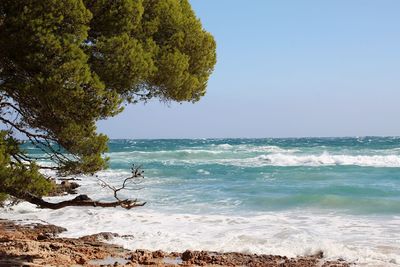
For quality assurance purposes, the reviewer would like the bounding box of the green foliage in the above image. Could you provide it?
[0,131,53,203]
[0,0,216,203]
[0,0,121,177]
[0,193,8,204]
[85,0,217,102]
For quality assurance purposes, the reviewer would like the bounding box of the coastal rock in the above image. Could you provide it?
[48,180,81,196]
[129,249,156,265]
[152,250,166,258]
[177,250,350,267]
[0,219,128,266]
[81,232,120,242]
[181,250,194,261]
[0,219,351,267]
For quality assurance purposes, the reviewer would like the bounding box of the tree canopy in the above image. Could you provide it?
[0,0,216,208]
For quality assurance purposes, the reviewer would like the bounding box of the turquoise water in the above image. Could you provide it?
[99,137,400,215]
[9,137,400,265]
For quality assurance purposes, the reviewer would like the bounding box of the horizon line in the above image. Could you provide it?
[107,135,400,140]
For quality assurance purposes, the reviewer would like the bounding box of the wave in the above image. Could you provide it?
[106,149,225,157]
[254,153,400,167]
[157,153,400,168]
[213,143,233,149]
[106,145,297,158]
[234,145,298,153]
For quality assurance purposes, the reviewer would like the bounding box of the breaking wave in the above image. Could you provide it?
[253,153,400,167]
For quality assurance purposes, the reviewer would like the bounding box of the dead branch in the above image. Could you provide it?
[98,164,145,202]
[23,193,146,210]
[58,177,82,181]
[9,164,146,210]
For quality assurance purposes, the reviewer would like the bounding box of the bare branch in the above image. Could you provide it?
[9,164,148,210]
[23,193,146,210]
[98,164,145,202]
[58,177,82,181]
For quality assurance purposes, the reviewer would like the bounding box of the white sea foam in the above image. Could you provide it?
[106,147,400,168]
[197,169,211,175]
[11,140,400,266]
[105,149,225,158]
[159,153,400,168]
[254,153,400,167]
[236,145,298,154]
[215,144,233,149]
[2,169,399,266]
[209,144,298,154]
[2,203,399,267]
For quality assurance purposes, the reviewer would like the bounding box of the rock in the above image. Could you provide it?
[0,220,129,266]
[0,219,351,267]
[73,194,91,201]
[76,257,86,264]
[152,250,165,258]
[181,250,194,261]
[315,250,324,259]
[48,180,81,196]
[61,181,79,189]
[129,249,155,264]
[36,234,48,241]
[81,232,119,242]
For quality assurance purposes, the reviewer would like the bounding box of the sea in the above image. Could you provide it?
[2,137,400,266]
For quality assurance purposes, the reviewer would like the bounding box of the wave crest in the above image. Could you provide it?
[255,153,400,167]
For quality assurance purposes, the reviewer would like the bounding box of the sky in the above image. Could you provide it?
[98,0,400,139]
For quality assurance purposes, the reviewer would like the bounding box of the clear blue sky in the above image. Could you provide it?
[98,0,400,139]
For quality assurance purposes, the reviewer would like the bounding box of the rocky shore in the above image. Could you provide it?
[0,218,351,267]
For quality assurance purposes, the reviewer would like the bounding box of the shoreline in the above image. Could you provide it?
[0,218,351,267]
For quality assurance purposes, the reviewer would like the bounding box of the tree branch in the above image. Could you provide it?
[0,116,53,141]
[98,164,144,202]
[8,164,146,210]
[23,193,146,210]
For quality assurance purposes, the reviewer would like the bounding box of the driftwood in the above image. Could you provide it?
[58,177,82,181]
[13,164,146,210]
[23,193,145,210]
[97,165,145,202]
